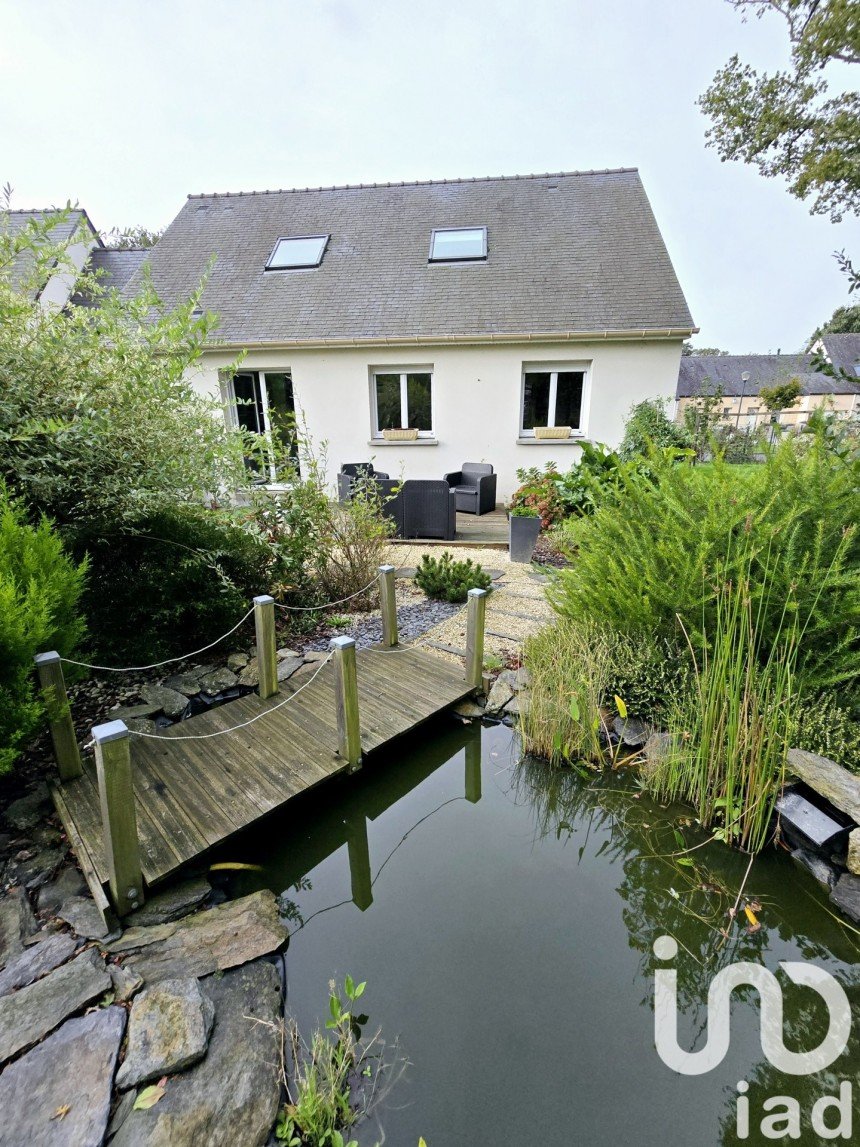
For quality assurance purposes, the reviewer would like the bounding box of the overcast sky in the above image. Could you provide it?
[2,0,857,351]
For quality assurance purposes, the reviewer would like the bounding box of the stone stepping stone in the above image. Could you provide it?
[116,977,214,1090]
[57,894,117,941]
[125,875,211,928]
[0,947,111,1065]
[0,1006,125,1147]
[140,684,189,720]
[0,887,38,968]
[4,785,51,832]
[108,890,287,982]
[0,931,77,997]
[110,962,281,1147]
[830,873,860,925]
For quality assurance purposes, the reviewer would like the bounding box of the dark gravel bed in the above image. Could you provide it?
[304,599,462,651]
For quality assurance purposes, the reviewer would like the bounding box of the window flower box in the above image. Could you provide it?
[533,425,572,440]
[382,427,420,442]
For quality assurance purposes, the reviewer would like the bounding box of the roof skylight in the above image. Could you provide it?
[429,227,487,262]
[266,235,329,270]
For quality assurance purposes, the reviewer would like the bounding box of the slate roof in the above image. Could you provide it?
[2,209,98,299]
[124,170,695,345]
[71,247,150,307]
[820,333,860,376]
[677,353,860,398]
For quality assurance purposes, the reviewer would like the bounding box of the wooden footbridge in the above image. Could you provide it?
[37,568,489,922]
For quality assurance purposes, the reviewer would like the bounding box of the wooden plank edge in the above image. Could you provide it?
[51,782,120,933]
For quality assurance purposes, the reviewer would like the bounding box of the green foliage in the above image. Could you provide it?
[648,553,799,852]
[790,691,860,771]
[681,386,729,460]
[618,398,693,460]
[603,634,693,724]
[759,379,802,412]
[509,464,564,528]
[102,225,163,249]
[550,435,860,698]
[0,485,86,772]
[809,301,860,345]
[277,977,374,1147]
[554,442,626,517]
[414,551,492,602]
[682,343,731,356]
[77,504,272,662]
[699,0,860,221]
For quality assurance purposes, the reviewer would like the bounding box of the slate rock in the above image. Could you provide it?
[126,875,211,927]
[116,977,215,1090]
[612,715,650,747]
[791,847,838,890]
[830,873,860,925]
[454,699,486,719]
[303,651,329,663]
[0,1005,125,1147]
[197,667,239,696]
[58,894,117,941]
[110,961,144,1003]
[161,673,202,697]
[238,657,259,687]
[4,785,50,832]
[0,886,38,968]
[112,961,281,1147]
[485,677,515,714]
[108,1090,138,1141]
[641,732,673,780]
[277,647,301,660]
[8,845,67,891]
[108,890,287,982]
[226,652,249,672]
[276,656,304,682]
[515,666,531,690]
[111,702,163,722]
[848,827,860,877]
[126,717,158,735]
[0,947,111,1065]
[505,694,529,718]
[0,930,77,996]
[786,748,860,822]
[140,684,190,720]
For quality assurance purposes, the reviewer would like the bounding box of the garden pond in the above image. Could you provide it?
[220,720,860,1146]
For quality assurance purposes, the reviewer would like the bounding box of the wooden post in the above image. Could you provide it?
[346,811,373,911]
[92,720,144,917]
[330,636,362,771]
[465,588,488,690]
[465,733,482,804]
[34,652,82,781]
[379,564,398,648]
[254,594,278,700]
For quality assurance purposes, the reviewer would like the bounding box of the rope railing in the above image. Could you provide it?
[273,577,379,612]
[126,653,334,741]
[58,606,257,673]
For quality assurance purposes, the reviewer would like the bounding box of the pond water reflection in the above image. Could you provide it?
[219,721,860,1146]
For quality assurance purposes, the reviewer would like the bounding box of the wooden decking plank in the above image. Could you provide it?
[127,747,212,861]
[132,739,243,848]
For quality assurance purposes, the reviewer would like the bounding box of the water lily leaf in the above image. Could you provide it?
[133,1085,165,1111]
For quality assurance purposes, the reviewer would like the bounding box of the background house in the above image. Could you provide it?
[4,208,100,309]
[124,169,695,499]
[676,338,860,430]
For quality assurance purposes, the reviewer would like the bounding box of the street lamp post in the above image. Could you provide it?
[735,371,751,433]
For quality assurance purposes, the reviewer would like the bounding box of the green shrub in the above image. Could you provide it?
[603,633,692,723]
[414,551,492,603]
[0,485,86,772]
[77,504,272,662]
[555,442,626,517]
[790,692,860,773]
[619,397,693,459]
[551,435,860,697]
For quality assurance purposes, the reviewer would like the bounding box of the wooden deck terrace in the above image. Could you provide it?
[44,576,489,921]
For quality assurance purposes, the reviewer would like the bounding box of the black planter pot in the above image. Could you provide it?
[508,514,541,563]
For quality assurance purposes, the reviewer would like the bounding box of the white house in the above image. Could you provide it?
[4,208,101,310]
[123,169,695,499]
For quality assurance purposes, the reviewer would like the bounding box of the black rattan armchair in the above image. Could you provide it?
[443,463,497,515]
[400,480,456,540]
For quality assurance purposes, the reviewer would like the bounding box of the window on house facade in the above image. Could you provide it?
[230,371,296,482]
[371,369,433,437]
[520,366,587,436]
[429,227,487,262]
[265,235,329,270]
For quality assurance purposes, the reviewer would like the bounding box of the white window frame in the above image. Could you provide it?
[225,369,294,485]
[370,366,435,439]
[428,226,487,262]
[265,234,329,271]
[520,362,590,438]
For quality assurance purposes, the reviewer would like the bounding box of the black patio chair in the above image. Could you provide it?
[443,463,497,515]
[400,480,456,540]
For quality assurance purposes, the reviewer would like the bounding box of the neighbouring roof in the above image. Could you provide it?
[124,169,695,345]
[70,247,150,307]
[820,332,860,376]
[2,208,99,299]
[677,353,860,398]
